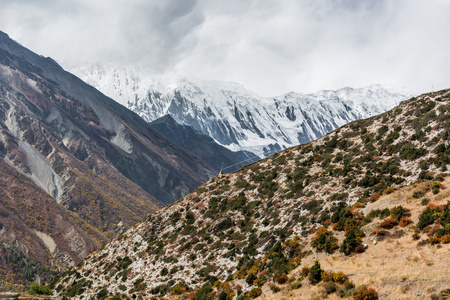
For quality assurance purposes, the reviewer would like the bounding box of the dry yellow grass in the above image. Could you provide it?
[258,178,450,299]
[132,179,450,300]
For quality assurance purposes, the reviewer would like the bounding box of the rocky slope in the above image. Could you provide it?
[149,115,259,174]
[68,62,411,157]
[0,31,217,285]
[54,89,450,299]
[0,31,215,207]
[0,159,103,287]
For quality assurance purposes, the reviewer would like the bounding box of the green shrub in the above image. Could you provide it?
[418,206,438,229]
[308,261,322,285]
[116,256,132,270]
[385,129,400,144]
[390,206,409,222]
[413,190,426,199]
[400,143,427,160]
[269,283,281,293]
[218,290,232,300]
[185,211,196,225]
[432,181,441,194]
[337,286,351,298]
[246,273,257,285]
[64,278,93,298]
[150,283,172,296]
[118,285,126,291]
[28,283,53,295]
[376,125,388,140]
[304,199,322,214]
[310,227,339,254]
[322,281,337,294]
[290,281,302,290]
[439,289,450,299]
[96,288,108,300]
[173,285,183,295]
[276,273,288,284]
[379,208,391,219]
[329,192,349,201]
[248,287,262,298]
[195,284,213,300]
[160,267,168,276]
[171,211,182,224]
[340,229,363,255]
[419,171,433,180]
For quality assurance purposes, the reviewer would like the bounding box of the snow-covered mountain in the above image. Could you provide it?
[66,62,412,157]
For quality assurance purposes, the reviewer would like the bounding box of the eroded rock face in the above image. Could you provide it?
[0,159,100,284]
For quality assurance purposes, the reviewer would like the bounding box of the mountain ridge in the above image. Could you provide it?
[67,61,412,157]
[0,30,215,206]
[54,89,450,299]
[0,30,227,286]
[149,114,259,174]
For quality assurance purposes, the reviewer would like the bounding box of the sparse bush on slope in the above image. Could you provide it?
[54,90,450,299]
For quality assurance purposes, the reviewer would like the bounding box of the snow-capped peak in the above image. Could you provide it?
[66,61,413,157]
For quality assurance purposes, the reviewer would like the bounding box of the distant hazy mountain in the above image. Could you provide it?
[67,62,411,157]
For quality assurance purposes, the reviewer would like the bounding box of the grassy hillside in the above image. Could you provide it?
[53,89,450,299]
[258,178,450,299]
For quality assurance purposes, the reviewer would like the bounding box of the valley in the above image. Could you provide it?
[0,2,447,299]
[0,28,412,290]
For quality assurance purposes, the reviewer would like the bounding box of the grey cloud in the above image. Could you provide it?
[0,0,449,96]
[0,0,205,70]
[123,0,205,69]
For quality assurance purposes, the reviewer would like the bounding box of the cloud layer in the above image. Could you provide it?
[0,0,449,96]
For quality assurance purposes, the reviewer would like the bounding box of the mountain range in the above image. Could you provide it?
[0,29,432,296]
[0,31,220,285]
[53,89,450,299]
[67,62,411,158]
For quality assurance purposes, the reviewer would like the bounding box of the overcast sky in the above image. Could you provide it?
[0,0,449,96]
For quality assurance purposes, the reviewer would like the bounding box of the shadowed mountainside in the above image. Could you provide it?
[150,114,259,174]
[0,31,217,285]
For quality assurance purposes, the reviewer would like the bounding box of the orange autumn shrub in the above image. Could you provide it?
[380,217,398,229]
